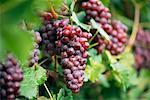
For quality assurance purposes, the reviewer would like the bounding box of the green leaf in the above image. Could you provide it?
[102,51,116,68]
[20,67,38,99]
[64,88,73,100]
[99,75,110,88]
[90,19,110,40]
[88,48,97,57]
[70,0,75,13]
[20,65,47,99]
[0,0,34,25]
[65,0,73,7]
[0,33,6,60]
[71,12,91,32]
[85,54,106,82]
[118,51,134,69]
[141,3,150,25]
[1,25,34,63]
[140,69,150,79]
[111,63,130,91]
[57,88,65,100]
[0,0,50,62]
[35,65,47,85]
[48,0,64,11]
[101,0,110,7]
[77,11,86,22]
[34,0,49,11]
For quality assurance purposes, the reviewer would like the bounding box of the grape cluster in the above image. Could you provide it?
[82,0,112,33]
[82,0,128,55]
[39,19,56,56]
[81,0,111,53]
[39,17,69,56]
[56,25,92,93]
[134,29,150,69]
[106,20,128,55]
[29,31,42,66]
[0,55,23,100]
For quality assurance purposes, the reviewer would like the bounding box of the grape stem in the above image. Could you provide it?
[39,58,48,66]
[88,42,99,49]
[50,6,58,19]
[44,83,54,100]
[63,3,69,11]
[126,2,141,52]
[89,29,99,43]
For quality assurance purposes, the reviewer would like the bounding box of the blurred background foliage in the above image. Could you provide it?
[0,0,150,100]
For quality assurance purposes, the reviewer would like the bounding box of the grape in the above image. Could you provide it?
[0,54,23,100]
[82,0,128,55]
[134,29,150,69]
[56,25,92,93]
[106,20,128,55]
[82,0,112,53]
[29,31,42,66]
[39,19,57,56]
[39,17,69,56]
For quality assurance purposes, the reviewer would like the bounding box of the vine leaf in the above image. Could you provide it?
[35,64,47,85]
[52,88,73,100]
[71,12,91,32]
[20,67,38,99]
[111,63,130,91]
[77,11,86,22]
[85,54,106,82]
[20,65,47,99]
[70,0,75,13]
[102,51,133,91]
[101,0,110,7]
[57,88,65,100]
[90,19,110,41]
[88,48,97,57]
[65,0,73,7]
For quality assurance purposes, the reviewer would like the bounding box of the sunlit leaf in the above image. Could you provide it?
[35,65,47,85]
[90,19,110,40]
[101,0,110,7]
[70,0,75,13]
[57,88,65,100]
[77,11,86,22]
[71,12,91,32]
[20,67,38,99]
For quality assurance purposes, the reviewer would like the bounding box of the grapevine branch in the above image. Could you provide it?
[50,6,58,19]
[126,2,141,52]
[39,58,48,66]
[44,83,54,100]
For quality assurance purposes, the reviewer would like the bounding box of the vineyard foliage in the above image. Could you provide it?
[0,0,150,100]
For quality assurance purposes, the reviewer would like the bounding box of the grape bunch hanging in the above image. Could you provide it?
[134,29,150,69]
[57,25,92,93]
[82,0,128,55]
[0,55,23,100]
[38,13,92,92]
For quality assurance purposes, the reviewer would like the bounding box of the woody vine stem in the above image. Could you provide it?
[126,2,141,52]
